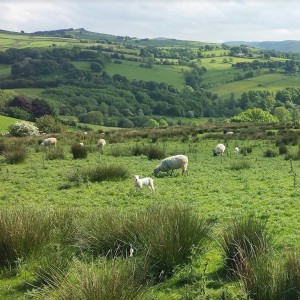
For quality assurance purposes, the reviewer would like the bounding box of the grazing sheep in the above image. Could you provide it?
[153,154,188,176]
[234,146,240,154]
[40,137,57,147]
[213,143,226,156]
[79,142,84,146]
[225,131,234,135]
[97,138,106,150]
[133,175,155,192]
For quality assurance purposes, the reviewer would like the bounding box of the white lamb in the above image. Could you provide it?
[97,138,106,150]
[133,175,155,192]
[213,143,226,156]
[40,137,57,147]
[153,154,188,176]
[234,146,240,154]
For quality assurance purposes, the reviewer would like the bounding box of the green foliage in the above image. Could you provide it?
[131,144,166,160]
[232,108,278,123]
[36,115,64,133]
[228,159,251,170]
[8,120,39,137]
[264,148,279,157]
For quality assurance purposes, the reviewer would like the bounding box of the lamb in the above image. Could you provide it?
[97,138,106,150]
[234,146,240,154]
[213,143,226,156]
[40,137,57,147]
[153,154,188,176]
[133,175,155,192]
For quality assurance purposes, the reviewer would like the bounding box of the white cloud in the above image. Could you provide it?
[0,0,300,42]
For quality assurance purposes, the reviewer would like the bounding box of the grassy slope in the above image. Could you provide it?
[0,115,21,132]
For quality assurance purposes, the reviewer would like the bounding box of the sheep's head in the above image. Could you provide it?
[153,167,159,176]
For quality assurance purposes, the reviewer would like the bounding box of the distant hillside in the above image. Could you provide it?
[225,40,300,52]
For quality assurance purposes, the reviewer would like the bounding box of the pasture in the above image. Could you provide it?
[0,124,299,299]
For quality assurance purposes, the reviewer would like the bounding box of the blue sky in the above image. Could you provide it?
[1,0,300,43]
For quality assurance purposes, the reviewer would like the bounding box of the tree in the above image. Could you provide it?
[32,98,55,118]
[232,108,278,123]
[273,107,290,123]
[36,115,64,133]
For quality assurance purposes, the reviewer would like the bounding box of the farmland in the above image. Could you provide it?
[0,123,299,299]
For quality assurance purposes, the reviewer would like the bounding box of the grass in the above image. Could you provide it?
[0,125,299,298]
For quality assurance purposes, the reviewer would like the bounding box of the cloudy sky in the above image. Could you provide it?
[1,0,300,43]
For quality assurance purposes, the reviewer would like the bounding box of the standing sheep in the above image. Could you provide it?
[153,154,188,176]
[40,137,57,147]
[213,143,226,156]
[133,175,155,192]
[97,138,106,150]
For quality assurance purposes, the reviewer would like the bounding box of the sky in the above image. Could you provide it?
[1,0,300,43]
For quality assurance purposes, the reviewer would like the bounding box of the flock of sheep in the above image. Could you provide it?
[40,135,239,193]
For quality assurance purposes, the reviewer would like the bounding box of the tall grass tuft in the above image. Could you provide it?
[131,144,166,160]
[137,203,210,278]
[67,164,129,183]
[0,207,54,268]
[220,216,270,275]
[2,143,27,164]
[73,209,137,257]
[42,259,149,300]
[229,160,251,170]
[284,251,300,299]
[71,143,88,159]
[45,147,65,160]
[236,252,286,300]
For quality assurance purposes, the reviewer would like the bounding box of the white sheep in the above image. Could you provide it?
[213,143,226,156]
[133,175,155,192]
[234,146,240,154]
[97,138,106,150]
[153,154,188,176]
[225,131,234,135]
[79,142,84,146]
[40,137,57,147]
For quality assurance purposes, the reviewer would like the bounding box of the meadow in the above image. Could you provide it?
[0,123,299,299]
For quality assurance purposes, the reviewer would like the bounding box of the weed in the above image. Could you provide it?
[71,143,88,159]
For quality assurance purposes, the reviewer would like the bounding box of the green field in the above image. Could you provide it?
[0,124,299,298]
[0,115,22,132]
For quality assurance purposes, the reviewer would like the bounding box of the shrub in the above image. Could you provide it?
[131,144,166,160]
[220,216,270,275]
[284,251,300,299]
[8,121,40,137]
[71,143,88,159]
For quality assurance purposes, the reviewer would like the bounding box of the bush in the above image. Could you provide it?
[240,146,253,156]
[71,143,88,159]
[131,144,166,160]
[278,143,288,155]
[8,121,39,137]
